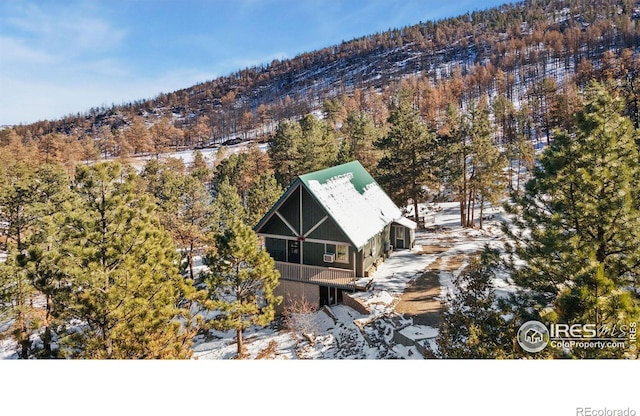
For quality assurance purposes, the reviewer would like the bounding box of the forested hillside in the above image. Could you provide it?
[5,0,640,152]
[1,0,639,359]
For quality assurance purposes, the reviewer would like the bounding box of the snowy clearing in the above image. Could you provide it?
[0,202,516,360]
[192,201,516,360]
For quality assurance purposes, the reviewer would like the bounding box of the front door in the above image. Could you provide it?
[288,240,300,263]
[395,226,405,249]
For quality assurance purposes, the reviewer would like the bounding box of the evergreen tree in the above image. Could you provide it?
[0,162,40,250]
[297,114,337,174]
[21,163,74,357]
[505,83,640,358]
[268,119,301,187]
[437,103,469,226]
[164,175,213,281]
[0,255,40,359]
[336,110,381,173]
[376,86,437,222]
[245,173,283,227]
[47,163,200,358]
[0,163,71,358]
[211,178,246,233]
[507,108,535,192]
[467,100,508,229]
[189,150,212,185]
[203,220,281,357]
[142,158,213,280]
[434,247,518,358]
[126,117,153,155]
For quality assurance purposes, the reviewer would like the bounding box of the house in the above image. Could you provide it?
[254,160,416,309]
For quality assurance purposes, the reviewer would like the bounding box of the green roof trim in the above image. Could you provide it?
[255,160,414,251]
[298,160,376,194]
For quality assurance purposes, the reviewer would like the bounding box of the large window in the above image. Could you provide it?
[336,244,348,263]
[326,243,349,263]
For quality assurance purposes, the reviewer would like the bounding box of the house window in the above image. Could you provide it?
[325,243,349,263]
[336,244,348,263]
[395,226,404,239]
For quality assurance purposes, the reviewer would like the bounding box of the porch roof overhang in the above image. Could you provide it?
[393,215,417,230]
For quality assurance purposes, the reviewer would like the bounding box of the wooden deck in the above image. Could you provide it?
[274,261,357,289]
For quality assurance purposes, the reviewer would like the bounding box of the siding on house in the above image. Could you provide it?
[302,241,354,271]
[261,215,295,237]
[254,161,417,308]
[277,185,300,233]
[265,237,286,262]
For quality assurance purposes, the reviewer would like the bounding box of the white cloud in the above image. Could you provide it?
[0,2,132,124]
[0,69,217,125]
[0,36,55,65]
[5,3,126,56]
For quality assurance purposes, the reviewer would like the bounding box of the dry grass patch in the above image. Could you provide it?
[255,340,278,359]
[416,244,451,255]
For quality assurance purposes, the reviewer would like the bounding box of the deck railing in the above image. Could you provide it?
[274,261,356,289]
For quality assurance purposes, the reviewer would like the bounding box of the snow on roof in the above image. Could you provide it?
[303,161,405,249]
[393,215,417,230]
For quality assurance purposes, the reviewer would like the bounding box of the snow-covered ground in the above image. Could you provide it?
[0,202,516,360]
[111,140,268,172]
[191,201,516,360]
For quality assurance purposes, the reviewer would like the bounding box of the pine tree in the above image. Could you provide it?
[508,108,535,192]
[0,162,40,250]
[337,110,381,173]
[126,117,153,155]
[0,163,70,358]
[268,119,301,187]
[165,175,213,281]
[437,103,469,226]
[211,178,246,233]
[245,173,283,227]
[20,163,74,357]
[0,256,40,359]
[505,83,640,358]
[467,100,508,229]
[189,150,212,185]
[46,163,200,358]
[434,247,518,358]
[376,85,437,222]
[203,220,281,357]
[297,114,337,174]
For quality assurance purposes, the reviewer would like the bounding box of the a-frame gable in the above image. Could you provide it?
[255,161,415,250]
[254,178,355,247]
[254,179,302,235]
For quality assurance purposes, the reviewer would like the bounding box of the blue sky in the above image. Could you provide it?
[0,0,510,126]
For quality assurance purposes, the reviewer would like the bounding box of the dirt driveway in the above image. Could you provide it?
[394,244,468,327]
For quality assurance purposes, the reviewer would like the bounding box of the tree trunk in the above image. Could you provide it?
[19,328,30,359]
[236,327,244,357]
[461,151,467,227]
[516,157,522,191]
[188,242,195,281]
[42,294,53,358]
[466,188,474,228]
[470,191,476,227]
